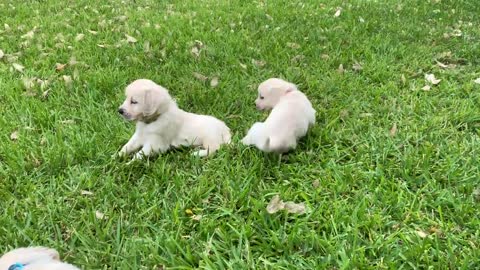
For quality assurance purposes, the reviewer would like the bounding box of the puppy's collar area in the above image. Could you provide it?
[140,113,161,124]
[8,263,26,270]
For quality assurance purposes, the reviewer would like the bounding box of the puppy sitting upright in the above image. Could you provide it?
[117,79,231,159]
[242,78,316,153]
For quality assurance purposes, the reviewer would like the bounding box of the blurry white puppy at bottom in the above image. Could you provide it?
[117,79,231,159]
[0,247,79,270]
[242,78,316,153]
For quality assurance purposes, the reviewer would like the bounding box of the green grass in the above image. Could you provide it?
[1,0,480,269]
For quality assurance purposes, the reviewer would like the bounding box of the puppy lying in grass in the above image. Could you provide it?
[242,78,316,153]
[0,247,79,270]
[117,79,231,159]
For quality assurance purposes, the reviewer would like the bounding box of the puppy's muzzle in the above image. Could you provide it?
[118,108,126,115]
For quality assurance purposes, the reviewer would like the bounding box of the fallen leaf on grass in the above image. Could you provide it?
[312,180,320,188]
[75,33,85,41]
[21,30,35,39]
[10,131,19,141]
[337,64,344,74]
[425,74,441,85]
[421,85,431,91]
[266,195,307,214]
[95,210,105,220]
[190,40,204,58]
[191,214,203,221]
[12,63,24,72]
[0,49,4,59]
[321,54,330,60]
[252,59,266,67]
[81,190,93,196]
[60,119,75,125]
[239,63,247,69]
[474,78,480,84]
[210,77,219,88]
[352,62,363,71]
[88,30,98,35]
[22,77,36,90]
[416,230,428,238]
[193,72,208,81]
[62,75,72,86]
[125,34,137,43]
[286,42,300,49]
[42,89,50,99]
[435,60,448,69]
[389,123,398,137]
[55,63,67,71]
[334,8,342,17]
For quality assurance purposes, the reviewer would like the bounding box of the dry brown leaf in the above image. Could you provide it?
[286,42,300,49]
[252,59,266,67]
[360,113,373,117]
[143,41,151,53]
[81,190,93,196]
[334,8,342,17]
[75,33,85,41]
[416,230,428,238]
[191,214,203,221]
[193,72,208,81]
[42,89,50,99]
[210,77,219,88]
[422,85,431,91]
[337,64,344,74]
[435,60,448,68]
[389,123,397,137]
[125,34,137,43]
[55,63,67,71]
[312,180,320,188]
[191,46,200,58]
[22,77,36,90]
[95,211,105,220]
[10,131,19,141]
[352,62,363,71]
[62,75,72,86]
[60,119,75,125]
[451,29,462,37]
[473,78,480,84]
[266,195,307,214]
[12,63,24,72]
[425,74,441,85]
[21,30,35,39]
[266,195,285,214]
[284,201,307,214]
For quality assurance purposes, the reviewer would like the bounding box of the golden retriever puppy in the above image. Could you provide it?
[242,78,315,153]
[117,79,231,159]
[0,247,79,270]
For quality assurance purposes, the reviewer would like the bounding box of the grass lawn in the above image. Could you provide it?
[1,0,480,268]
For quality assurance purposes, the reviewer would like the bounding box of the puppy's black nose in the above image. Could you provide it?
[118,108,125,115]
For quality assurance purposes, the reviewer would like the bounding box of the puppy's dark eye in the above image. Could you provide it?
[259,96,264,100]
[131,100,138,104]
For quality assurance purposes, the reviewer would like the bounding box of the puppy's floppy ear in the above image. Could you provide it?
[143,89,159,117]
[284,83,297,94]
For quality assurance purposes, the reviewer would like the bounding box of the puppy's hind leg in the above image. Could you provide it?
[241,122,265,145]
